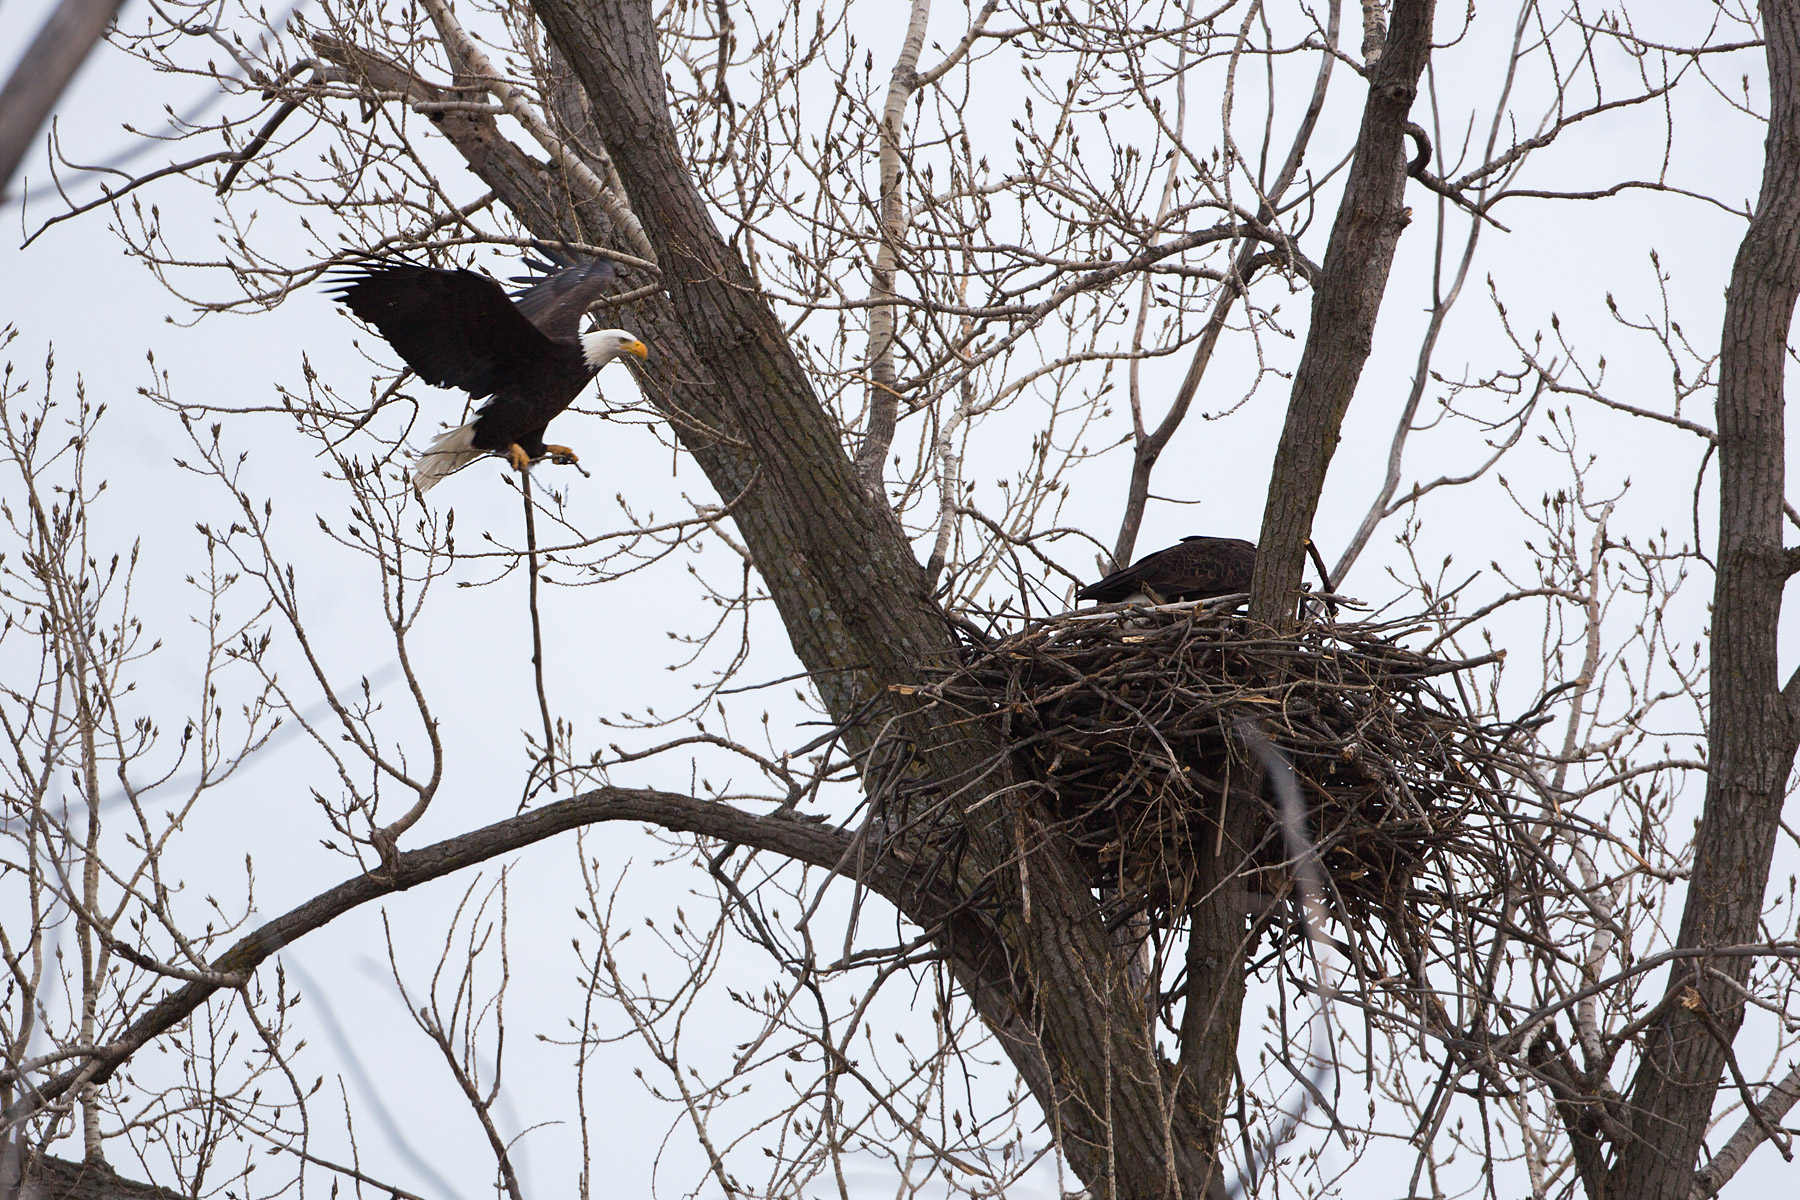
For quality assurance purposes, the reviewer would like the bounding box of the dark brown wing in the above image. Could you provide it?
[328,260,560,400]
[1077,536,1257,603]
[509,256,619,341]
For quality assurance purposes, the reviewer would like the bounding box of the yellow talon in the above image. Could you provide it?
[506,444,531,472]
[544,444,580,465]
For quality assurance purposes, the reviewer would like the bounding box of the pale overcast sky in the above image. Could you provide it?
[2,1,1791,1196]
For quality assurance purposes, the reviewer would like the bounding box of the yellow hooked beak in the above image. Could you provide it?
[624,338,649,360]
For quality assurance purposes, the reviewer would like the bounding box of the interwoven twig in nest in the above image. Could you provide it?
[906,603,1519,948]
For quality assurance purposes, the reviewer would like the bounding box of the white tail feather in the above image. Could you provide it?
[414,422,483,494]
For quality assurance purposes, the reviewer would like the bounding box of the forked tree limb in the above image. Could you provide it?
[1110,0,1341,567]
[1689,1059,1800,1198]
[1,788,964,1200]
[509,2,1256,1191]
[0,788,867,1128]
[415,0,656,265]
[1248,0,1437,628]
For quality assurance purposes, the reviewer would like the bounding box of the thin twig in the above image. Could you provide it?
[520,467,557,795]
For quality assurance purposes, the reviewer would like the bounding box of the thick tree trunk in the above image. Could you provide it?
[1248,0,1435,627]
[1607,3,1800,1197]
[515,3,1248,1193]
[3,1147,186,1200]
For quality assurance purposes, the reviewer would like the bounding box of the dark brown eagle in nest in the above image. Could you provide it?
[1077,536,1259,604]
[1077,536,1335,607]
[328,253,647,492]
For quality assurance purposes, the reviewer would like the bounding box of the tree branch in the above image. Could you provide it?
[1611,3,1800,1195]
[1,786,861,1131]
[1689,1058,1800,1197]
[855,0,934,494]
[0,0,127,198]
[415,0,656,265]
[1113,0,1341,565]
[1249,0,1437,626]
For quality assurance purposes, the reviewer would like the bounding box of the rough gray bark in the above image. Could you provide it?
[325,4,1260,1193]
[513,6,1250,1193]
[1248,0,1436,627]
[13,3,1797,1197]
[1687,1061,1800,1198]
[4,1145,188,1200]
[1603,2,1800,1196]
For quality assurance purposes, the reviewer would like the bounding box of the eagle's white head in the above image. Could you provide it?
[581,328,650,369]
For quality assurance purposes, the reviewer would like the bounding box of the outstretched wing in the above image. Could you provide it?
[327,260,557,400]
[508,255,619,341]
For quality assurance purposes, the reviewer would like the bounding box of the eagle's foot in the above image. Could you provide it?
[543,444,580,466]
[505,444,532,472]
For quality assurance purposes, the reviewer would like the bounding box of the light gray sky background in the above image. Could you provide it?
[2,0,1793,1196]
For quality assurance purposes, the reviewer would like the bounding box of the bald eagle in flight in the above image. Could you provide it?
[1077,536,1258,605]
[328,254,648,492]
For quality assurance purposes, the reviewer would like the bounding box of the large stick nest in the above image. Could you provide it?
[913,602,1525,944]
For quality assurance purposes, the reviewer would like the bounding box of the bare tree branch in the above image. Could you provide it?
[0,0,127,198]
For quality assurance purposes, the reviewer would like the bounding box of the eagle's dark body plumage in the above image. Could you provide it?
[327,255,645,490]
[1077,536,1258,604]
